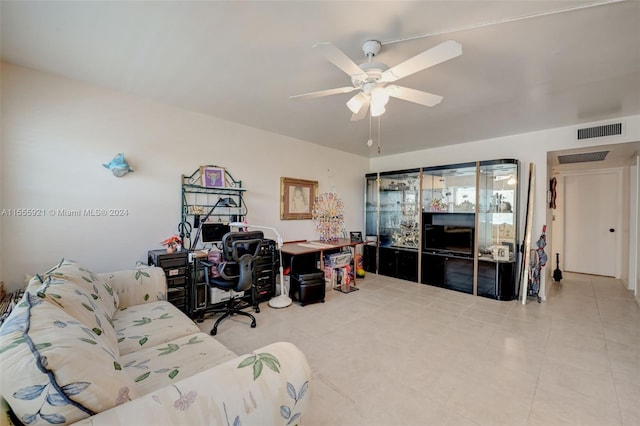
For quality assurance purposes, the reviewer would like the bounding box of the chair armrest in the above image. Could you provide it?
[71,341,312,425]
[217,262,239,280]
[97,266,167,309]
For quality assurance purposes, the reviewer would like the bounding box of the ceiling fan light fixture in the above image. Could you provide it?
[371,86,389,105]
[370,103,386,117]
[370,86,389,117]
[346,92,366,114]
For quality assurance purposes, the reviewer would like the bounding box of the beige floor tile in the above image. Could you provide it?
[538,357,618,403]
[529,380,622,426]
[545,329,612,374]
[615,379,640,426]
[196,272,638,426]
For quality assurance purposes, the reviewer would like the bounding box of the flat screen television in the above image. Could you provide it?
[423,213,474,257]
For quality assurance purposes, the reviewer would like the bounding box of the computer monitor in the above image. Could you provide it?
[200,222,230,244]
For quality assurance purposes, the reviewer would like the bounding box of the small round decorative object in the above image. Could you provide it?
[356,269,366,278]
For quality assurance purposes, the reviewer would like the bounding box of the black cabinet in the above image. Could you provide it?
[478,260,517,300]
[422,253,473,294]
[148,249,189,313]
[255,239,277,303]
[363,244,377,274]
[379,247,418,282]
[190,256,211,317]
[421,253,445,286]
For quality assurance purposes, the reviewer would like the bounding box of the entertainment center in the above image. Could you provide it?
[365,159,520,300]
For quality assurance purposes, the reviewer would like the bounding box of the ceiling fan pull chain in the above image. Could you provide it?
[377,116,382,155]
[367,112,374,147]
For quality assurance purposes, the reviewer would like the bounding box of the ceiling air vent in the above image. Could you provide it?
[577,122,623,140]
[558,151,609,164]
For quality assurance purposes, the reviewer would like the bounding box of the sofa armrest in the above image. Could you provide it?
[71,341,312,426]
[97,266,167,309]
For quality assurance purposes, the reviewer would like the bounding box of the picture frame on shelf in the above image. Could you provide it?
[504,242,515,260]
[350,231,363,243]
[280,177,317,220]
[201,166,226,188]
[493,245,510,261]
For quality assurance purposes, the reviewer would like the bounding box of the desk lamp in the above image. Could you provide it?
[190,197,237,251]
[229,221,291,308]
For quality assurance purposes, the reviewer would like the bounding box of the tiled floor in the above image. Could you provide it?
[197,273,640,426]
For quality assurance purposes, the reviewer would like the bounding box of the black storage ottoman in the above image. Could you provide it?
[288,254,325,306]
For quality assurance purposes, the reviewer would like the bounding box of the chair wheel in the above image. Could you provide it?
[210,328,217,336]
[250,321,256,328]
[255,307,260,313]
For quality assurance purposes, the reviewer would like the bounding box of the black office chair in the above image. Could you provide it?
[207,231,263,336]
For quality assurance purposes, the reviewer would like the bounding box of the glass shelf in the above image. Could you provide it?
[477,160,519,262]
[421,163,477,213]
[367,169,420,249]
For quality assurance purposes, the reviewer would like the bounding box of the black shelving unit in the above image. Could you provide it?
[365,159,520,300]
[254,239,278,303]
[148,249,189,313]
[181,166,247,252]
[364,169,420,283]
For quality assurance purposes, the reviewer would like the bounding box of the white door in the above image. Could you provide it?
[564,170,621,277]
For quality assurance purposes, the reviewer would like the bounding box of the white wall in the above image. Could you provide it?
[371,118,640,235]
[0,63,369,291]
[3,61,639,294]
[370,115,640,298]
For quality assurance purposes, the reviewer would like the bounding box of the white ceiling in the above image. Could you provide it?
[1,1,639,158]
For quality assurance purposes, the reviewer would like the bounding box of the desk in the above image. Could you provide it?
[281,238,363,256]
[281,238,364,288]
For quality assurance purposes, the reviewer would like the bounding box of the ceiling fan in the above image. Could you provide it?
[290,39,462,121]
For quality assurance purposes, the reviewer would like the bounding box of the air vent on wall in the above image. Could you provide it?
[577,122,623,140]
[557,151,609,164]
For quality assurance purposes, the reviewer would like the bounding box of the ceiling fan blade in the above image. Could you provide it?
[386,85,443,107]
[350,96,370,121]
[381,40,462,83]
[290,86,357,100]
[313,42,367,79]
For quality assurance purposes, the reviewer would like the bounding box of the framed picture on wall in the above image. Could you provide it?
[280,177,318,220]
[200,166,226,188]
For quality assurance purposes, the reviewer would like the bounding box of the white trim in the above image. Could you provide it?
[630,157,639,295]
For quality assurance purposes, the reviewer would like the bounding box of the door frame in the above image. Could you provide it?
[560,167,623,279]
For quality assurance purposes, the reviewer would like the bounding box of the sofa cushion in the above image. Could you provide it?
[30,273,120,356]
[0,292,139,426]
[32,259,119,316]
[98,266,167,309]
[120,332,237,396]
[113,301,200,356]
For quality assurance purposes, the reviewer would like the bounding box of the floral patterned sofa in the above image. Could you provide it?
[0,259,312,425]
